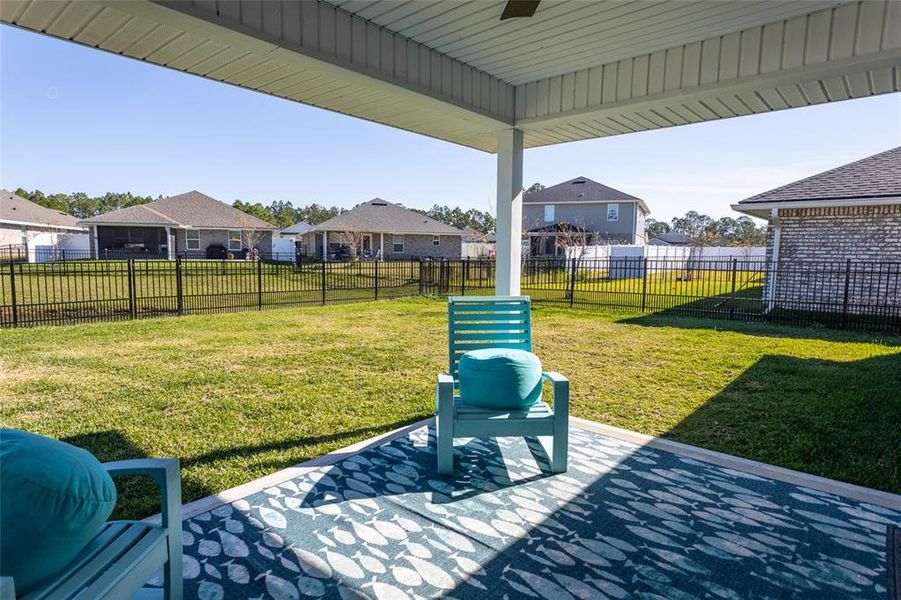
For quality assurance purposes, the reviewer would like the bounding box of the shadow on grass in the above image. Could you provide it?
[617,309,901,344]
[63,416,425,520]
[660,352,901,494]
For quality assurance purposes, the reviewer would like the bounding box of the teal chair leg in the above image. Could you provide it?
[544,372,570,473]
[436,374,455,475]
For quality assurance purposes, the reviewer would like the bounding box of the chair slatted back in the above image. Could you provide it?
[447,296,532,381]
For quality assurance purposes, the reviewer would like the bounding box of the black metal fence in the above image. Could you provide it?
[1,256,899,332]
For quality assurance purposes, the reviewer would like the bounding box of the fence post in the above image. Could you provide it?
[841,258,852,328]
[321,260,327,306]
[8,262,18,327]
[175,258,184,316]
[418,260,424,296]
[461,260,466,296]
[641,257,648,313]
[374,259,379,300]
[257,258,263,311]
[127,259,137,319]
[569,256,578,307]
[729,257,737,320]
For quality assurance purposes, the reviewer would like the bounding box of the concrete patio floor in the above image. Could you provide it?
[157,419,901,599]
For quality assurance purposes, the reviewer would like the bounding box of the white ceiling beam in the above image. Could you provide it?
[149,1,515,127]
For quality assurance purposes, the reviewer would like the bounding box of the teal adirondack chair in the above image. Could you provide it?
[1,458,183,600]
[436,296,569,475]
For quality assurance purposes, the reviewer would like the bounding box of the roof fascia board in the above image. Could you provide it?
[80,221,181,228]
[308,228,463,236]
[732,195,901,216]
[0,219,86,231]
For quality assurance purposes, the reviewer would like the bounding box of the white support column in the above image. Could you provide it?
[495,128,524,296]
[379,232,384,260]
[322,230,328,260]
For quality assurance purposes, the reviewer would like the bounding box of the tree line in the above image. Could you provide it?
[12,189,496,233]
[646,211,766,246]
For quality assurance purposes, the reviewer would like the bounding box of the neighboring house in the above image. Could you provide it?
[648,232,693,246]
[79,191,278,259]
[732,145,901,312]
[1,190,88,260]
[462,228,496,259]
[281,220,312,238]
[303,199,464,260]
[280,220,313,256]
[522,177,650,256]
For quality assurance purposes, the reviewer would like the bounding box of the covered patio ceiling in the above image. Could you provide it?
[3,0,899,151]
[3,0,900,292]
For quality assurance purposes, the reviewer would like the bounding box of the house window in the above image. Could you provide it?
[392,235,404,253]
[433,235,440,246]
[20,226,27,245]
[607,203,619,221]
[228,230,242,251]
[544,204,555,222]
[186,230,200,251]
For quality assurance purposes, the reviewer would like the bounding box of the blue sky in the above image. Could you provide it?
[2,24,899,222]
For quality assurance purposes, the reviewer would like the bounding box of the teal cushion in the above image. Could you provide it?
[0,429,117,594]
[458,348,543,409]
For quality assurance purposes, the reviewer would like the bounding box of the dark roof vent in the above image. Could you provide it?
[371,201,388,206]
[572,180,586,184]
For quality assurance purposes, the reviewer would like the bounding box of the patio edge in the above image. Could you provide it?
[572,417,901,511]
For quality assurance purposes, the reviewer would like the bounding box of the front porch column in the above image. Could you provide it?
[322,230,328,260]
[495,128,524,296]
[165,226,173,260]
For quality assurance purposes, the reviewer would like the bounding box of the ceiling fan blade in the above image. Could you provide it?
[500,0,540,20]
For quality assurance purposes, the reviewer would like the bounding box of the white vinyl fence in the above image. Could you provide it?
[564,244,766,278]
[28,232,90,263]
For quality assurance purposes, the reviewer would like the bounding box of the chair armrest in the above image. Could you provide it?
[436,373,455,412]
[1,576,15,600]
[104,457,179,481]
[542,371,570,419]
[104,458,182,530]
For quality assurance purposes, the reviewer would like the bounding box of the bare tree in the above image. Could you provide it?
[238,214,265,259]
[337,226,366,261]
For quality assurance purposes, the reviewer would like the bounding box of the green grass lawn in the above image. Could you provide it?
[2,297,898,519]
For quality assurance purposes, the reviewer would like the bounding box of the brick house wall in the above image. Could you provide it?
[764,204,901,313]
[384,233,461,260]
[302,231,462,260]
[174,229,274,256]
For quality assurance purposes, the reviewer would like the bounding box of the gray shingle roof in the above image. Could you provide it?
[648,232,693,246]
[463,228,495,243]
[80,191,277,229]
[738,146,901,205]
[281,220,312,235]
[523,177,643,205]
[1,189,83,229]
[310,199,464,235]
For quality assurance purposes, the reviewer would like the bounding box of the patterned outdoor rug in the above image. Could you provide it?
[171,425,899,599]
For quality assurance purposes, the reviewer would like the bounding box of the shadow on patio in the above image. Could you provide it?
[171,416,898,599]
